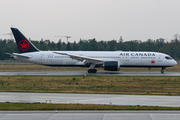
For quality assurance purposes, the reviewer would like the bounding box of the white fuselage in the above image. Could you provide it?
[14,51,177,68]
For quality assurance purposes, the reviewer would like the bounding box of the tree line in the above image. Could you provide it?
[0,37,179,60]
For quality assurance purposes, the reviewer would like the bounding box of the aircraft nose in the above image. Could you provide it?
[174,60,177,66]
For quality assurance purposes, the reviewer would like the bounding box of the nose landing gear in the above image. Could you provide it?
[161,67,166,74]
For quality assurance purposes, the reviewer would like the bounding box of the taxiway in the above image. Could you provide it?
[0,111,180,120]
[0,72,179,76]
[1,92,180,107]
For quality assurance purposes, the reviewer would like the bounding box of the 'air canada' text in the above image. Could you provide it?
[119,53,156,56]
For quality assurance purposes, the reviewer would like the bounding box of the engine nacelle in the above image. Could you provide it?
[103,61,121,71]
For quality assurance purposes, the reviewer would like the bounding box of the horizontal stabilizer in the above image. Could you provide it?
[6,53,31,58]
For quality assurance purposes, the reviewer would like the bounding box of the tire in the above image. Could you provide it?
[92,69,97,73]
[88,69,92,73]
[88,69,97,73]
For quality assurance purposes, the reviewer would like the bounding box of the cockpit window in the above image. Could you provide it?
[165,56,173,60]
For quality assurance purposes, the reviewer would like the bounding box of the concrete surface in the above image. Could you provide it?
[0,72,179,76]
[1,92,180,107]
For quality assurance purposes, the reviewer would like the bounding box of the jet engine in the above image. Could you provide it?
[103,61,120,71]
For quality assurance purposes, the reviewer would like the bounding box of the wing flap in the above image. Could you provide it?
[53,52,104,64]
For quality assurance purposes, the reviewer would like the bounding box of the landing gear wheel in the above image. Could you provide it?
[88,69,97,73]
[88,69,92,73]
[161,67,166,74]
[161,69,164,74]
[92,69,97,73]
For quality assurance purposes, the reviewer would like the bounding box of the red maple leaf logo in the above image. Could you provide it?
[18,40,30,51]
[20,42,28,48]
[151,60,155,64]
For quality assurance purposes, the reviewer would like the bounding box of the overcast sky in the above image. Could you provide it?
[0,0,180,43]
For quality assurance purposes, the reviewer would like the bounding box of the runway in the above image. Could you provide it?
[0,111,180,120]
[1,93,180,120]
[0,72,179,76]
[1,92,180,107]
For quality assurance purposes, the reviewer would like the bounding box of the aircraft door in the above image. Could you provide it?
[46,54,53,64]
[125,56,129,61]
[158,55,163,62]
[40,54,45,64]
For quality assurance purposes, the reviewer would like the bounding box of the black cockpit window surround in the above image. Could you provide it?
[165,56,173,60]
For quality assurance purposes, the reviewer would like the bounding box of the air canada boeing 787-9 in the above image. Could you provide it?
[6,28,177,73]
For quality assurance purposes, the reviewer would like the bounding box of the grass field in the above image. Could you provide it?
[0,76,180,95]
[0,63,179,72]
[0,63,180,110]
[1,103,180,110]
[0,63,180,95]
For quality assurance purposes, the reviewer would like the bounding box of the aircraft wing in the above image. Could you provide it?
[53,52,104,64]
[6,53,31,58]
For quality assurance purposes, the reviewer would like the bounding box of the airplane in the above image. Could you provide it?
[6,28,177,74]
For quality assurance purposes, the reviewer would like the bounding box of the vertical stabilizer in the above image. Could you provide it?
[11,28,39,53]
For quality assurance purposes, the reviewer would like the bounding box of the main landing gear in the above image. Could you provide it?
[161,67,166,74]
[88,63,97,73]
[88,69,97,73]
